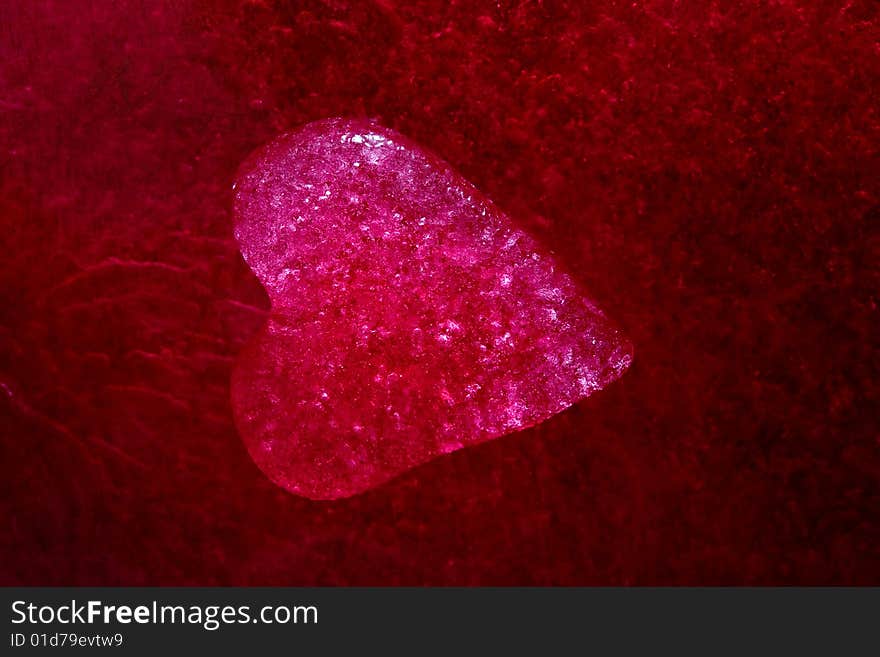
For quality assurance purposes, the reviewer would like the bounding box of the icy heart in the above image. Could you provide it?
[231,118,632,499]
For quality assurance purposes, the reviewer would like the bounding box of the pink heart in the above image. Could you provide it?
[231,118,632,499]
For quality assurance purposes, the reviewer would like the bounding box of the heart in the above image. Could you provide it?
[231,118,632,499]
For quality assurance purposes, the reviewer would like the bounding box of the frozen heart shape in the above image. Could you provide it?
[231,118,632,499]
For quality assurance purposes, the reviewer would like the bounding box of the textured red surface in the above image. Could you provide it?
[1,0,878,584]
[231,118,631,499]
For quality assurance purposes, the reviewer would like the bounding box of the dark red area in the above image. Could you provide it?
[1,0,877,585]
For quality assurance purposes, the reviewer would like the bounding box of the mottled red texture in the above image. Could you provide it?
[1,0,877,583]
[232,118,630,499]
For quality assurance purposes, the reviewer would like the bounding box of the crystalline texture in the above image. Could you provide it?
[231,118,632,499]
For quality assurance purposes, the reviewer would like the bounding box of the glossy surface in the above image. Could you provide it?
[232,119,631,498]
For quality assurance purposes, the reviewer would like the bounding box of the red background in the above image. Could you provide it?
[1,0,877,585]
